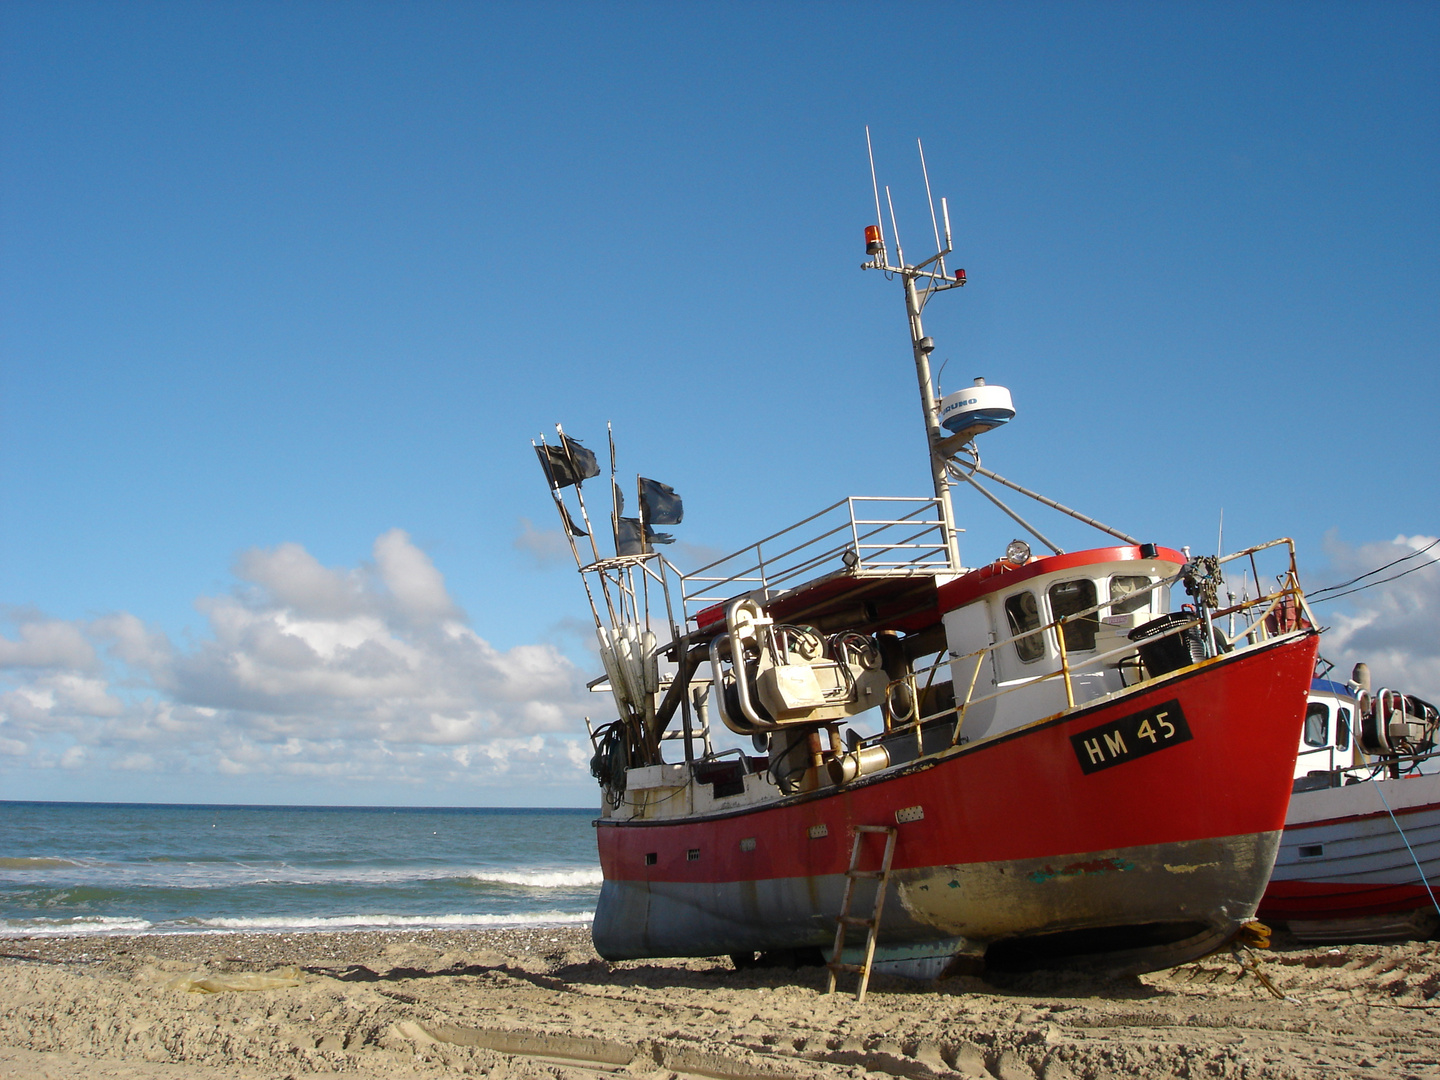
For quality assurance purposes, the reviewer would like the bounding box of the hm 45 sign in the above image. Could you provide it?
[1070,700,1192,775]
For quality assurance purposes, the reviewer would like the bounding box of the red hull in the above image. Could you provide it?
[594,632,1318,969]
[1261,880,1435,920]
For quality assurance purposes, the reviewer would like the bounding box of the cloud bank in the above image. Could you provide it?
[0,530,594,801]
[1313,532,1440,700]
[4,527,1435,803]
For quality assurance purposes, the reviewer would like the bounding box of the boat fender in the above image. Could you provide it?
[610,627,644,708]
[595,627,633,715]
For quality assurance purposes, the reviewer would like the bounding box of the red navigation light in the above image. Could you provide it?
[864,225,882,255]
[955,268,967,285]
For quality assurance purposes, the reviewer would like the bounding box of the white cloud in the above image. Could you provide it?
[1313,532,1440,702]
[91,612,173,672]
[513,516,573,567]
[0,530,596,796]
[0,613,97,670]
[374,528,458,623]
[233,542,368,620]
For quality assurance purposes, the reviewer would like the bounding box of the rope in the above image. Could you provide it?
[1373,781,1440,919]
[589,721,632,808]
[1230,943,1293,1002]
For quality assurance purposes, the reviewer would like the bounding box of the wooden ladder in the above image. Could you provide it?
[825,824,897,1002]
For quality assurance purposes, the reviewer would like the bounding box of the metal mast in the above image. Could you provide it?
[863,134,968,569]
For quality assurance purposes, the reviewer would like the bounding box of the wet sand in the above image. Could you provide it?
[0,927,1436,1079]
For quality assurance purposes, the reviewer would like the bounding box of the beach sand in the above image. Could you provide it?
[0,928,1436,1079]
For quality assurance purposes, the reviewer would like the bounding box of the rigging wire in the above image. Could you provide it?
[1309,556,1440,604]
[1307,539,1440,605]
[1308,537,1439,598]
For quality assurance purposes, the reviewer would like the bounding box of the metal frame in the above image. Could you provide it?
[680,496,948,625]
[845,539,1314,751]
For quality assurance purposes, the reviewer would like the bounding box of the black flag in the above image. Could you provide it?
[616,518,674,556]
[535,435,600,489]
[559,502,587,537]
[638,477,683,525]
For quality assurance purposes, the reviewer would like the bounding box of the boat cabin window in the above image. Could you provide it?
[1004,591,1045,663]
[1303,702,1329,748]
[1049,579,1098,652]
[1335,707,1351,751]
[1109,575,1153,615]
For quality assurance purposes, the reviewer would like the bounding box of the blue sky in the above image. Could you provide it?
[2,2,1436,807]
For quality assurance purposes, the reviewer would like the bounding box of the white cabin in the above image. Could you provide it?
[937,545,1185,741]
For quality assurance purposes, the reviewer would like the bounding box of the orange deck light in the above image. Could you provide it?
[864,225,883,255]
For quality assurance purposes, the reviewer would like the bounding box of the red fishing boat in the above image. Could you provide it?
[536,146,1319,990]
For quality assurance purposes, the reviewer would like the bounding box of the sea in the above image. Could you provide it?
[0,801,601,937]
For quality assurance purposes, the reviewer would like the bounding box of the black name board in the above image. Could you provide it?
[1070,699,1192,775]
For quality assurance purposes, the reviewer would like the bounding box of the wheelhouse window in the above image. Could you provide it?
[1049,579,1098,652]
[1335,707,1351,751]
[1303,702,1329,748]
[1109,575,1153,616]
[1004,591,1045,663]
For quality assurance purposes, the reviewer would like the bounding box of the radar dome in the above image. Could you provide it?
[938,379,1015,443]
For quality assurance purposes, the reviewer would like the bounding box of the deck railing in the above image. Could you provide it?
[679,496,949,627]
[873,538,1313,747]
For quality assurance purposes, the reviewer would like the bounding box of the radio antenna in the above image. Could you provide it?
[865,126,885,251]
[919,139,942,256]
[885,185,904,268]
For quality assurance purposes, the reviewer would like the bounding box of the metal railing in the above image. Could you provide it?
[680,496,949,626]
[862,539,1313,749]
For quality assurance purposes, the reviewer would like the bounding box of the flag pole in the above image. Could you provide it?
[607,422,631,623]
[555,423,605,567]
[552,424,619,628]
[635,474,654,617]
[534,435,603,628]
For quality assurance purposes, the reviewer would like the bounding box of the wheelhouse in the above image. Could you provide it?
[936,546,1185,742]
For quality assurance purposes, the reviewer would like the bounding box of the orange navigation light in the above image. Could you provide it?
[955,268,967,285]
[864,225,883,255]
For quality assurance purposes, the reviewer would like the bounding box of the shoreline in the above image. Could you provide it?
[1,927,1436,1079]
[1,915,596,939]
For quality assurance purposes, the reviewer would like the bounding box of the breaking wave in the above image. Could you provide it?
[468,869,604,888]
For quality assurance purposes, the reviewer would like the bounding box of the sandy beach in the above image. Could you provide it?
[0,928,1435,1080]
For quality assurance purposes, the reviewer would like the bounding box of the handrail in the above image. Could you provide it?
[859,546,1310,749]
[681,496,948,623]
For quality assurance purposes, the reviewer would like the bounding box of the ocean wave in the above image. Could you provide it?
[0,858,92,875]
[1,910,595,936]
[1,860,604,891]
[0,856,86,870]
[467,869,604,889]
[1,915,154,935]
[192,911,594,931]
